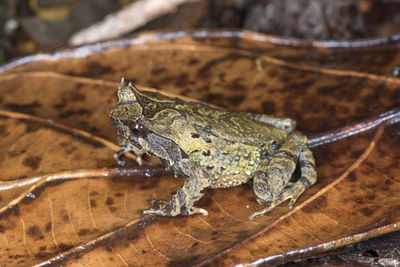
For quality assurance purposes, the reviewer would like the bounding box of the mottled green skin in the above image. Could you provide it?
[110,80,317,219]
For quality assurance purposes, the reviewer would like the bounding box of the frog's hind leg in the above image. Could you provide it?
[142,178,210,217]
[250,133,316,219]
[245,113,296,133]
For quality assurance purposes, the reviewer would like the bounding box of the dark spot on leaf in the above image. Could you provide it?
[229,77,246,92]
[142,250,147,254]
[235,230,249,240]
[262,100,276,114]
[0,124,7,135]
[23,156,42,170]
[202,92,223,104]
[227,95,245,106]
[255,81,267,88]
[90,199,97,207]
[347,172,357,182]
[69,91,86,102]
[78,229,89,236]
[53,102,66,109]
[105,246,112,252]
[188,58,199,65]
[58,243,73,251]
[360,207,375,217]
[5,102,41,114]
[175,73,190,87]
[45,222,52,232]
[27,226,44,240]
[64,145,77,154]
[60,141,69,147]
[90,126,99,133]
[317,195,328,207]
[267,68,279,77]
[58,109,90,118]
[197,53,248,77]
[87,61,112,76]
[218,73,226,83]
[25,122,41,133]
[106,197,114,206]
[89,191,99,196]
[109,207,117,212]
[350,149,363,158]
[167,255,200,267]
[384,179,393,186]
[151,68,167,75]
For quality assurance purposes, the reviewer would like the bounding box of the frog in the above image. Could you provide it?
[110,79,317,219]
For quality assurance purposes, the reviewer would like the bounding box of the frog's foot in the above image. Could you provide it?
[142,207,207,217]
[189,207,208,216]
[142,199,173,216]
[142,199,208,216]
[114,143,145,166]
[251,133,317,219]
[249,187,300,220]
[114,149,127,166]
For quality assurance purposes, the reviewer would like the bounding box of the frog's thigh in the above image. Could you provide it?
[143,177,210,217]
[251,133,316,218]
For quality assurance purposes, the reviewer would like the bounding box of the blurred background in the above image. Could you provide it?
[2,0,400,64]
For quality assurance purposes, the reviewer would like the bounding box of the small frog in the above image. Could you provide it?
[110,79,317,219]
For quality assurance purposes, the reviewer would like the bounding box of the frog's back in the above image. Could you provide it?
[135,88,288,152]
[189,142,262,188]
[180,101,289,147]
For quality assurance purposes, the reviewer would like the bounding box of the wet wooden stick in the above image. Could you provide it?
[69,0,195,46]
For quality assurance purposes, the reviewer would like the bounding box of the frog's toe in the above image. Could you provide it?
[249,201,280,220]
[250,189,302,219]
[288,196,299,209]
[136,155,143,166]
[190,207,208,216]
[142,209,166,216]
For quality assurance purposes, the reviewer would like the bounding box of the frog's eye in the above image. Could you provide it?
[132,123,144,135]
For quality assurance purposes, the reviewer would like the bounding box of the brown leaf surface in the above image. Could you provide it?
[0,30,399,266]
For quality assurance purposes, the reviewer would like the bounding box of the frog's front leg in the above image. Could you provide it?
[142,177,210,217]
[114,138,146,166]
[250,133,317,219]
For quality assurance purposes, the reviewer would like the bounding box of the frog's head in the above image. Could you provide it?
[110,78,146,143]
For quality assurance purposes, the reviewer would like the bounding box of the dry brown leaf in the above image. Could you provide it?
[0,30,399,266]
